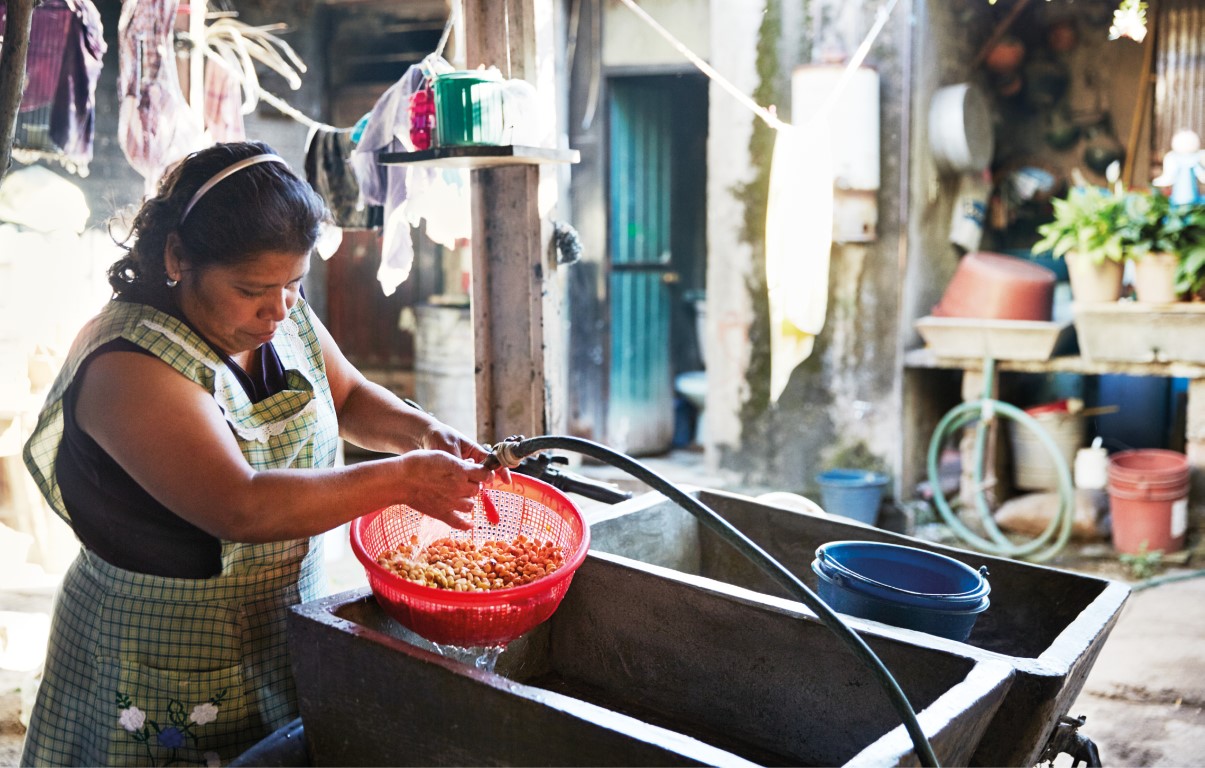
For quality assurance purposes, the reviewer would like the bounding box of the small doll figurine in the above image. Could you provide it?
[1153,129,1205,206]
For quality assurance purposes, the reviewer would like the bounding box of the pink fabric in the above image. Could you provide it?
[204,55,246,143]
[117,0,208,191]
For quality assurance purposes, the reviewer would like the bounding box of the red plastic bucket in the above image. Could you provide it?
[1107,449,1189,554]
[1107,449,1188,483]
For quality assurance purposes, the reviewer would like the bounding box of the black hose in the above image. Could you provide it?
[487,435,940,768]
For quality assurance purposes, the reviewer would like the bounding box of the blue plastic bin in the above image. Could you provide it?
[812,540,991,641]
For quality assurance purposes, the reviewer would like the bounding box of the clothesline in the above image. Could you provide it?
[613,0,899,132]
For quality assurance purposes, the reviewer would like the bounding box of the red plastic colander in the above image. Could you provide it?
[350,473,591,647]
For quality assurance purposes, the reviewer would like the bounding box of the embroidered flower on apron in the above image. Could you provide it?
[116,690,226,766]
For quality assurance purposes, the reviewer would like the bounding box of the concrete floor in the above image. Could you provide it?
[2,450,1204,766]
[1053,575,1205,767]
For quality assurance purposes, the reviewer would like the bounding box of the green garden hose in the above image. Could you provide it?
[926,357,1077,563]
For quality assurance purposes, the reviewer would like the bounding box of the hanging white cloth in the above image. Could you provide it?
[351,60,471,296]
[765,121,835,402]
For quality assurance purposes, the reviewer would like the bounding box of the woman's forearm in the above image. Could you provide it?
[216,450,489,542]
[337,377,441,454]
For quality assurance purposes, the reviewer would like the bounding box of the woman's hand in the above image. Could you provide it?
[420,420,512,485]
[396,450,494,530]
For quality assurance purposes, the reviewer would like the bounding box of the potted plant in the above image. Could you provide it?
[1168,203,1205,300]
[1115,189,1181,304]
[1032,182,1126,303]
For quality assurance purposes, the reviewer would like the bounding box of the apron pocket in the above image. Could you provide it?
[99,657,258,767]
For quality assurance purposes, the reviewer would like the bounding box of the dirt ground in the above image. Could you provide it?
[0,676,27,768]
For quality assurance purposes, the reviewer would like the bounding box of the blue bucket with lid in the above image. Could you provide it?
[811,540,990,641]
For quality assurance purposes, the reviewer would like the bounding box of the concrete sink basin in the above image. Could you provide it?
[587,488,1131,766]
[290,553,1014,766]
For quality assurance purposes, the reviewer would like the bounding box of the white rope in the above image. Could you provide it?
[614,0,784,130]
[813,0,899,119]
[614,0,900,131]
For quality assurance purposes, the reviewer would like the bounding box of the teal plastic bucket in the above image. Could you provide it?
[432,71,504,147]
[812,540,991,641]
[816,469,889,525]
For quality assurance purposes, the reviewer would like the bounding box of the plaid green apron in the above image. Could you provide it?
[21,298,339,767]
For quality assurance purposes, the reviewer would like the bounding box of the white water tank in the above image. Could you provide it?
[791,64,880,242]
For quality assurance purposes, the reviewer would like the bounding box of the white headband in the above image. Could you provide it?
[179,153,289,223]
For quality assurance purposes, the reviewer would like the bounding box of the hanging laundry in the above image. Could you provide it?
[304,127,379,230]
[351,59,472,296]
[765,121,835,402]
[117,0,209,193]
[0,0,106,176]
[204,49,246,143]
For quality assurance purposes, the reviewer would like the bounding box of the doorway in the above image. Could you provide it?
[606,73,708,455]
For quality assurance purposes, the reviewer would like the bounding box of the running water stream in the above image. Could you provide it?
[429,642,506,673]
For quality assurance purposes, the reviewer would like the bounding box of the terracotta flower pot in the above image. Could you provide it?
[1132,251,1181,305]
[985,36,1026,75]
[1066,252,1124,304]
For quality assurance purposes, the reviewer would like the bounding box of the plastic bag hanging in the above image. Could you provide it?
[117,0,208,192]
[765,121,835,402]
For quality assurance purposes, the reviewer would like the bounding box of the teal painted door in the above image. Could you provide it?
[607,79,676,455]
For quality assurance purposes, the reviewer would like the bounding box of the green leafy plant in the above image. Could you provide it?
[1119,542,1164,580]
[1115,189,1171,258]
[1168,204,1205,298]
[1116,190,1205,258]
[1032,184,1127,265]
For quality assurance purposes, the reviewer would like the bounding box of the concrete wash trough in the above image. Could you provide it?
[289,554,1015,767]
[586,488,1132,766]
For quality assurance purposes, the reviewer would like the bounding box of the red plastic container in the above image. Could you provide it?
[932,251,1056,321]
[1106,449,1189,484]
[351,474,590,647]
[1107,449,1190,554]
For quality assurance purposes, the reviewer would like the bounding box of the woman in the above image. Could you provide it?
[21,141,498,766]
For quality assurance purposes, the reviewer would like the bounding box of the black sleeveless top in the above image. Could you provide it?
[55,294,289,578]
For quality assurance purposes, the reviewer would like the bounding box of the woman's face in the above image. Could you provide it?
[171,250,310,358]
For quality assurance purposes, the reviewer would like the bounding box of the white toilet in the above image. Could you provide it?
[674,298,708,443]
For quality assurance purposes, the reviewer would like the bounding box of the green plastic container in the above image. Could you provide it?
[433,71,504,147]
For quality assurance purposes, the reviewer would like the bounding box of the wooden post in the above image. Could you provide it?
[462,0,566,443]
[0,0,36,182]
[958,370,1000,527]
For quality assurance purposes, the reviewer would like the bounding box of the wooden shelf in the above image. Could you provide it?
[904,348,1205,379]
[378,145,580,169]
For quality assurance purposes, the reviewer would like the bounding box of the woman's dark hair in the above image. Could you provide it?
[108,141,329,301]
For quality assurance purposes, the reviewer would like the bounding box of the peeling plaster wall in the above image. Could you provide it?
[708,0,914,499]
[705,0,761,457]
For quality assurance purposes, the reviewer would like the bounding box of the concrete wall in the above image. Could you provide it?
[705,0,915,497]
[704,0,761,457]
[602,0,709,68]
[705,0,1153,503]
